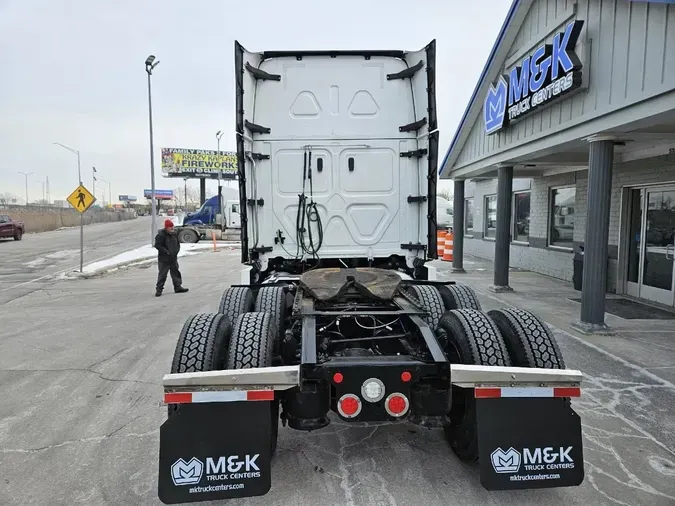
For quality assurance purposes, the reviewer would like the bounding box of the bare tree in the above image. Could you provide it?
[173,185,201,209]
[438,188,453,201]
[0,192,18,205]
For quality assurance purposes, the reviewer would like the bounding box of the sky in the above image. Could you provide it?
[0,0,512,204]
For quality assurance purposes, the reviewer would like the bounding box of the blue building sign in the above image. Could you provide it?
[144,189,174,200]
[484,19,585,135]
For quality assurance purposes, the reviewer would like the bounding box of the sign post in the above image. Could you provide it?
[66,184,96,272]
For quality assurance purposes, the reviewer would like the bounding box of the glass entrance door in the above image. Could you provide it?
[626,186,675,306]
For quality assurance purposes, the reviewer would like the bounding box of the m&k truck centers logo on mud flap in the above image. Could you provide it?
[475,397,585,490]
[158,402,272,504]
[484,19,585,135]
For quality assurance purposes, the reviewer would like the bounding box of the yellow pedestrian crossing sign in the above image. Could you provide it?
[67,184,96,213]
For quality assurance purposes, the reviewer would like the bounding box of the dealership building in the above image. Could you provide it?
[440,0,675,332]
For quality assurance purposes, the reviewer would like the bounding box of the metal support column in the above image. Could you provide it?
[200,178,206,205]
[577,138,615,333]
[452,179,466,273]
[491,165,513,292]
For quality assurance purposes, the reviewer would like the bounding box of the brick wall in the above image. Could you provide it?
[461,153,675,288]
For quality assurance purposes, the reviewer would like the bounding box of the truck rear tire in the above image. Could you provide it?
[254,286,287,340]
[178,228,199,243]
[168,313,232,417]
[218,286,254,324]
[487,308,565,369]
[226,312,279,455]
[437,284,482,311]
[437,309,511,463]
[405,284,445,330]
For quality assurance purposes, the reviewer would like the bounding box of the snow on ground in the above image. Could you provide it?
[24,249,81,268]
[62,241,240,278]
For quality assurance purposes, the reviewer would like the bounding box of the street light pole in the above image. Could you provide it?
[99,177,112,207]
[18,172,33,205]
[53,142,81,184]
[146,54,160,244]
[184,177,188,209]
[92,166,97,201]
[216,130,224,215]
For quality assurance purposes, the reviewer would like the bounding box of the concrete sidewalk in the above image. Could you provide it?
[434,256,675,387]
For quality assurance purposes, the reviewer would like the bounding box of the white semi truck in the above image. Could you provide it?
[157,40,585,504]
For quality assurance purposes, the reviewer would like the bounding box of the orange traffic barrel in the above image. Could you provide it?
[437,230,447,258]
[442,232,454,262]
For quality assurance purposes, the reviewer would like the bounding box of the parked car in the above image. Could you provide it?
[0,214,25,240]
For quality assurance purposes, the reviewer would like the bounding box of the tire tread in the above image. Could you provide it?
[218,286,254,323]
[406,284,445,330]
[487,307,565,369]
[438,284,482,311]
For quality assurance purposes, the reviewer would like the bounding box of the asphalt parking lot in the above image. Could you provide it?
[0,216,151,304]
[1,250,675,505]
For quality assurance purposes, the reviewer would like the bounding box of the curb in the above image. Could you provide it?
[62,242,242,279]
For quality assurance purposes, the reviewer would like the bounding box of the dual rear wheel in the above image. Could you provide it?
[406,283,567,463]
[169,285,288,455]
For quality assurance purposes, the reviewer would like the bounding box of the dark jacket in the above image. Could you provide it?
[154,228,180,261]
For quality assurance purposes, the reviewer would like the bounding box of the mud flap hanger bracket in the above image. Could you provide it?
[162,364,583,393]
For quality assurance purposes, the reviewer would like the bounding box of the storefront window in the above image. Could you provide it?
[464,198,474,236]
[485,195,497,239]
[512,192,530,243]
[550,187,575,249]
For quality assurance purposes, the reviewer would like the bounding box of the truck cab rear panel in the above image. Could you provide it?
[234,41,439,268]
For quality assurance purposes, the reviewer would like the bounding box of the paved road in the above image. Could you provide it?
[0,216,152,304]
[1,253,675,505]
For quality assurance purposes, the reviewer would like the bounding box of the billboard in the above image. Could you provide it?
[144,189,174,200]
[161,147,238,179]
[118,195,138,202]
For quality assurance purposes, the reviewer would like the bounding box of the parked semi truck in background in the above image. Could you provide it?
[157,40,585,504]
[174,193,242,243]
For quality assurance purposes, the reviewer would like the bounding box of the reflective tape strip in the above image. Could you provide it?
[164,389,275,404]
[474,386,581,399]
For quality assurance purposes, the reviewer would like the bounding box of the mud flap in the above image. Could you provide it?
[476,398,584,490]
[158,402,272,504]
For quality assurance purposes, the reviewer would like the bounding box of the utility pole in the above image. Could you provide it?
[18,171,33,205]
[216,130,224,215]
[145,54,160,244]
[46,176,51,204]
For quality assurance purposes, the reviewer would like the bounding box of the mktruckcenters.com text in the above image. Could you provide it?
[509,473,561,481]
[189,483,245,493]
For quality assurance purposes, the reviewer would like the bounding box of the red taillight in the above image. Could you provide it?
[401,371,412,383]
[333,372,344,384]
[337,393,362,418]
[385,393,409,417]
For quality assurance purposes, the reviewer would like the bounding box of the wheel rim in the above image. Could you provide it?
[181,231,197,243]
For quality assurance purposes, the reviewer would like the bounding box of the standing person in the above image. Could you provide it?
[154,219,189,297]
